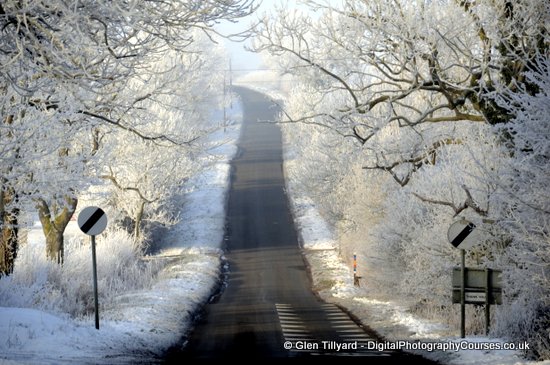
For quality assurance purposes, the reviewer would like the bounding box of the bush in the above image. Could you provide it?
[0,228,162,318]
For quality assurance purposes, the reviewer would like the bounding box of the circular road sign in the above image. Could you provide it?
[447,219,479,250]
[78,206,108,236]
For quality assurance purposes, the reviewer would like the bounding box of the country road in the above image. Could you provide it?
[164,87,440,363]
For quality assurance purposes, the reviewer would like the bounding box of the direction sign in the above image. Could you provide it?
[78,206,107,236]
[451,290,503,305]
[447,219,479,250]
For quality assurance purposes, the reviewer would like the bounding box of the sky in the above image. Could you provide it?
[215,1,270,72]
[215,0,331,73]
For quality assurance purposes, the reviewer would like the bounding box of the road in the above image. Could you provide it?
[163,87,439,363]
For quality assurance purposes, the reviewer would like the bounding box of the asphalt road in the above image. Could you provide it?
[163,87,440,364]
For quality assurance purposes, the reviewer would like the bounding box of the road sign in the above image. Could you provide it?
[448,219,490,339]
[447,219,479,250]
[78,206,107,236]
[452,289,502,305]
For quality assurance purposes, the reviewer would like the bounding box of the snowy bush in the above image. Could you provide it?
[0,228,162,318]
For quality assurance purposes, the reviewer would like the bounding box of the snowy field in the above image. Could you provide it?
[0,101,243,365]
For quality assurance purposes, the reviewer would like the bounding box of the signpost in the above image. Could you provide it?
[78,206,108,330]
[447,219,501,337]
[448,219,478,338]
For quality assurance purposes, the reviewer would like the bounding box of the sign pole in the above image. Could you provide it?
[448,219,479,339]
[485,268,491,335]
[353,253,361,287]
[91,235,99,330]
[78,206,107,330]
[460,249,466,338]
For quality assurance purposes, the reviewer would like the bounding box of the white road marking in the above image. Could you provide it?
[276,303,393,358]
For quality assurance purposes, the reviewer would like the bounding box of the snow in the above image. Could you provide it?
[2,82,548,364]
[289,195,337,250]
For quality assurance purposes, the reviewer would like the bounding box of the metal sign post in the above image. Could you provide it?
[448,219,478,338]
[485,268,491,334]
[460,249,465,338]
[451,267,502,335]
[91,234,99,330]
[78,206,108,330]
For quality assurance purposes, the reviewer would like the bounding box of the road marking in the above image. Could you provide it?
[280,323,306,329]
[319,304,395,357]
[331,324,361,328]
[276,303,313,351]
[276,303,394,357]
[326,313,349,318]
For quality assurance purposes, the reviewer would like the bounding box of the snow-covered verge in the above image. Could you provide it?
[0,101,243,365]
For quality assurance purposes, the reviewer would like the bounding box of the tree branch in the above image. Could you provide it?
[412,184,488,217]
[79,110,198,146]
[100,170,156,204]
[363,139,462,186]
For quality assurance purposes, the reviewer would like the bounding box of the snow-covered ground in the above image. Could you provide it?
[2,81,548,365]
[0,101,243,365]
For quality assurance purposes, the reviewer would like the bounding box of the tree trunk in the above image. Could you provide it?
[134,200,146,240]
[0,188,19,277]
[45,226,64,264]
[36,196,78,265]
[1,114,19,277]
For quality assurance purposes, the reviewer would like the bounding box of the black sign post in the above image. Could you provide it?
[78,206,108,330]
[447,220,502,337]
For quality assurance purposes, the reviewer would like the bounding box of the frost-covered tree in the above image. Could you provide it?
[488,54,550,359]
[99,40,228,241]
[0,0,254,269]
[253,0,546,184]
